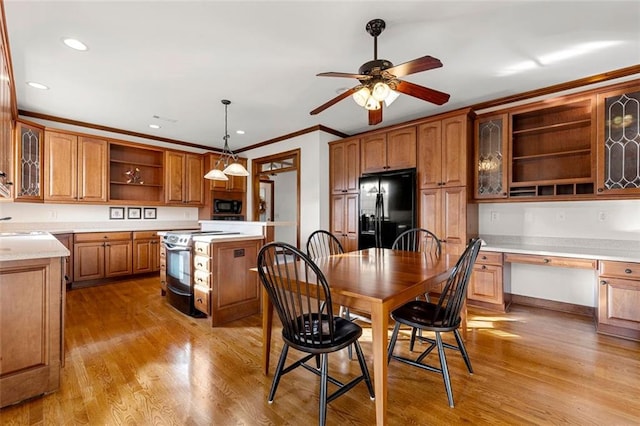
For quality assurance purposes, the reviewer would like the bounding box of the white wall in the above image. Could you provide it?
[243,129,334,248]
[479,199,640,307]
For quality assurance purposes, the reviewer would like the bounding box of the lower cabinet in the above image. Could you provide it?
[159,243,167,296]
[132,231,160,274]
[0,256,65,408]
[193,238,262,326]
[73,232,132,282]
[468,251,509,311]
[598,260,640,341]
[54,233,73,286]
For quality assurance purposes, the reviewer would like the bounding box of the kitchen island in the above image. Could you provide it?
[0,232,69,407]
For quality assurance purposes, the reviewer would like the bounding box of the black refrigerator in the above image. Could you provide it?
[358,168,416,249]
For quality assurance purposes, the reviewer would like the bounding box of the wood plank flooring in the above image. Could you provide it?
[1,275,639,425]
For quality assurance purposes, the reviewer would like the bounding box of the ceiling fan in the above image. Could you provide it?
[310,18,450,125]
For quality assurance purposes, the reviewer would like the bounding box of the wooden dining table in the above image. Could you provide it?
[260,247,461,426]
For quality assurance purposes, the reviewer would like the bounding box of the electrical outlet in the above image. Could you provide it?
[490,211,499,222]
[598,211,606,222]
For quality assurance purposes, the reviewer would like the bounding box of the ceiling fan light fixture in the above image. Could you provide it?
[204,99,250,180]
[384,89,400,107]
[371,81,391,102]
[352,87,370,107]
[364,96,381,111]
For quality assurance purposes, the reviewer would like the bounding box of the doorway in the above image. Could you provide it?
[251,149,300,247]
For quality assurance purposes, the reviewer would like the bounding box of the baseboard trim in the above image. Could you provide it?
[508,294,595,318]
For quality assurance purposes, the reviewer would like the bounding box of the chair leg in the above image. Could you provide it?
[319,353,329,426]
[268,344,289,403]
[345,307,353,360]
[387,321,402,364]
[454,329,473,374]
[435,332,454,407]
[409,327,418,352]
[353,341,375,399]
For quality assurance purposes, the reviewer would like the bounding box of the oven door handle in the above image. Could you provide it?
[163,243,189,251]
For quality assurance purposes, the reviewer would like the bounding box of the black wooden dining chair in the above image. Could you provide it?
[387,238,482,407]
[392,228,442,259]
[258,242,375,426]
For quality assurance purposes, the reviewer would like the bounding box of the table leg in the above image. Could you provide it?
[370,303,389,426]
[262,286,273,375]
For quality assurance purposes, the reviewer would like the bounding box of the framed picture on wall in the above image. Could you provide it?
[109,207,125,220]
[127,207,142,219]
[143,207,157,219]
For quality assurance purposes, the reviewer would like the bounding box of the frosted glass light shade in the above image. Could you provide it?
[371,82,391,101]
[364,96,381,111]
[352,87,370,107]
[384,89,400,107]
[204,168,228,180]
[223,162,250,176]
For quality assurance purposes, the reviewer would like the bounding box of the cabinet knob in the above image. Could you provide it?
[597,188,604,192]
[481,265,487,270]
[197,298,202,303]
[600,280,608,285]
[543,258,550,263]
[481,256,487,260]
[625,268,632,274]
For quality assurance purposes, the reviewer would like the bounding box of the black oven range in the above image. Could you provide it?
[161,230,239,317]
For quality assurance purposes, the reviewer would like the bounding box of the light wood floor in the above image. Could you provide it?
[2,275,639,425]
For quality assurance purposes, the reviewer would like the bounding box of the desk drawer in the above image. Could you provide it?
[504,253,596,269]
[599,261,640,280]
[194,269,211,287]
[477,251,503,266]
[194,255,210,272]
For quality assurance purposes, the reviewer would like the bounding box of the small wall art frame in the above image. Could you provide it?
[143,207,157,219]
[109,207,125,220]
[127,207,142,219]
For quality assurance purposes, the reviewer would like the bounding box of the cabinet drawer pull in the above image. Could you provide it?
[625,268,632,274]
[543,258,550,263]
[481,256,487,260]
[600,280,607,285]
[481,265,487,270]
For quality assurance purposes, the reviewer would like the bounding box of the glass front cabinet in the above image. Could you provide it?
[597,84,640,195]
[474,113,508,199]
[14,120,44,201]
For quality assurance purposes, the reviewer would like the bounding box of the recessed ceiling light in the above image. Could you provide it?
[62,38,88,51]
[149,124,161,129]
[27,81,49,90]
[236,130,245,135]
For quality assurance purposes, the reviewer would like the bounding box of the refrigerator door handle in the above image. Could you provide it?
[375,193,383,248]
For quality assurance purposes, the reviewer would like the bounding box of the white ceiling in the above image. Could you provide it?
[4,1,640,151]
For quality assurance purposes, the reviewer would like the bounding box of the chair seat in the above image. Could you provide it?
[391,300,461,332]
[285,316,363,353]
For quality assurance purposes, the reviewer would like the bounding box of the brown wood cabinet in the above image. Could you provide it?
[419,186,472,256]
[503,253,597,269]
[331,193,359,253]
[109,143,164,204]
[159,243,167,296]
[0,29,12,200]
[73,232,132,282]
[192,238,262,326]
[132,231,160,274]
[207,154,247,192]
[14,121,44,201]
[468,251,509,311]
[360,126,416,174]
[44,131,107,202]
[165,151,204,205]
[0,256,65,408]
[54,233,73,285]
[329,138,360,194]
[418,112,470,189]
[596,82,640,196]
[598,260,640,341]
[474,113,509,199]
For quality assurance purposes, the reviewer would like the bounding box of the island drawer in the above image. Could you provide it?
[194,255,210,272]
[194,241,210,256]
[599,260,640,280]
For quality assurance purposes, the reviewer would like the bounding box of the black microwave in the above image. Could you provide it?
[214,199,242,214]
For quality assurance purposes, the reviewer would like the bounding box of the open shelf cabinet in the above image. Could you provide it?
[109,143,164,203]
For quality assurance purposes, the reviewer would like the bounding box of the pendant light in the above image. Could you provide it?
[204,99,249,180]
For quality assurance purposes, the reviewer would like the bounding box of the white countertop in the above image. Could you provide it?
[480,235,640,263]
[0,221,200,234]
[192,233,264,243]
[0,232,70,261]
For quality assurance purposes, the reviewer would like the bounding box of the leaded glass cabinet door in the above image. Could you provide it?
[474,113,508,199]
[15,121,44,200]
[597,85,640,195]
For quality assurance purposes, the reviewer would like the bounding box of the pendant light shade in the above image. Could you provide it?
[204,99,249,180]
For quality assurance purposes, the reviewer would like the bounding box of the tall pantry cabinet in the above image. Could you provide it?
[329,138,360,252]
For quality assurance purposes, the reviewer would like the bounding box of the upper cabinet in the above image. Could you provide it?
[596,83,640,196]
[0,37,11,199]
[165,151,204,205]
[207,154,247,193]
[14,121,44,201]
[508,95,596,199]
[329,138,360,194]
[474,113,509,199]
[418,112,471,189]
[360,126,416,174]
[110,143,164,204]
[44,131,107,203]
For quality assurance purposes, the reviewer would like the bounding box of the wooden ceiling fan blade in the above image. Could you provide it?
[368,106,382,125]
[385,55,443,77]
[317,72,370,79]
[395,80,450,105]
[310,87,359,115]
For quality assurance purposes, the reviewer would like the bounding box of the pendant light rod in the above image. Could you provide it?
[204,99,249,180]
